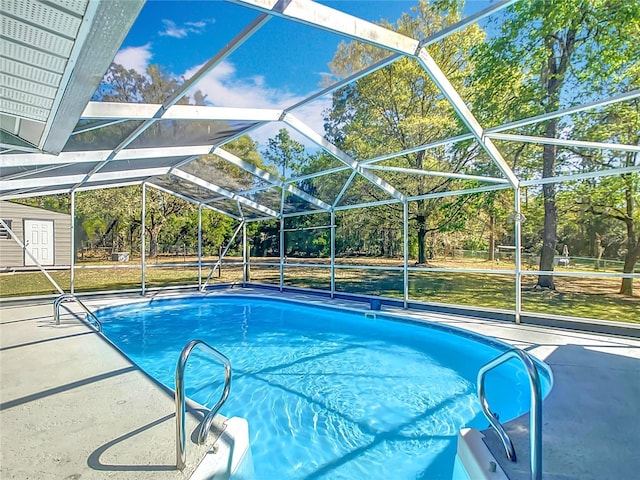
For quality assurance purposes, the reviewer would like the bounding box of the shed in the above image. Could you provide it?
[0,201,71,269]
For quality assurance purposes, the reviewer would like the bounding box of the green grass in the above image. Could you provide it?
[2,261,638,324]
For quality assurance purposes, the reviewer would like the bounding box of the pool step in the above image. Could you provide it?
[457,428,509,480]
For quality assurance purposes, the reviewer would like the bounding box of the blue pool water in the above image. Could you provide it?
[98,295,551,480]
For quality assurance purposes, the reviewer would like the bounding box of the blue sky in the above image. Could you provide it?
[117,1,425,91]
[113,0,494,144]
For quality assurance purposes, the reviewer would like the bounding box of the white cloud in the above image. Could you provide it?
[182,60,330,146]
[159,19,187,38]
[185,20,207,29]
[160,18,213,38]
[113,43,153,74]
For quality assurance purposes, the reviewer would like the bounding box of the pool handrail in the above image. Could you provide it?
[175,339,232,471]
[53,293,102,332]
[477,347,542,480]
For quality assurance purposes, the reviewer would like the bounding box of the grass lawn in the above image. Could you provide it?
[1,256,638,324]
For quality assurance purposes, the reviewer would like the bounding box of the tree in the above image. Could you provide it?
[76,186,140,253]
[324,0,485,263]
[143,189,193,257]
[96,63,187,104]
[571,99,640,295]
[263,129,307,178]
[474,0,640,289]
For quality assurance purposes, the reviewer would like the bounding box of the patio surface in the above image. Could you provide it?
[1,287,639,479]
[0,301,222,480]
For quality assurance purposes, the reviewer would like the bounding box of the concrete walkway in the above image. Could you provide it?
[2,288,639,479]
[0,302,219,480]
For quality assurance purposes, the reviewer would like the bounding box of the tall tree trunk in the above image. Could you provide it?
[620,209,639,295]
[536,27,575,289]
[537,129,557,289]
[488,214,496,261]
[149,230,159,258]
[418,220,427,264]
[416,152,429,264]
[620,248,638,296]
[594,233,605,270]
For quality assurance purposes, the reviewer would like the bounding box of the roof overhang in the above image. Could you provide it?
[0,0,145,154]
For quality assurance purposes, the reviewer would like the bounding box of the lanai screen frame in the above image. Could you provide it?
[1,0,639,323]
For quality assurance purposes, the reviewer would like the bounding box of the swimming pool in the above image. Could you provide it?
[98,294,551,480]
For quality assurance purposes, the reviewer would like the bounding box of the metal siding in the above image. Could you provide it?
[0,208,24,267]
[0,201,70,267]
[54,216,71,265]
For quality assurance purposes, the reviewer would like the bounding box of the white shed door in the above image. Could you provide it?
[24,220,54,266]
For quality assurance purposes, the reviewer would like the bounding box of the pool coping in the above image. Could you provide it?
[3,282,638,338]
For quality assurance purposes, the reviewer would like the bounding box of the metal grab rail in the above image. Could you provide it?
[54,294,102,332]
[200,221,244,291]
[175,339,232,471]
[477,347,542,480]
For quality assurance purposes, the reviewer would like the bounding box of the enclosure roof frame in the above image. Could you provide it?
[1,0,638,219]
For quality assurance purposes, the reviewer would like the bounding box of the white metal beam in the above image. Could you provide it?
[364,165,510,184]
[0,145,221,168]
[116,145,214,161]
[486,133,640,154]
[283,166,351,185]
[1,150,109,167]
[80,103,161,119]
[166,105,281,121]
[82,102,283,122]
[285,54,403,113]
[334,198,400,212]
[231,0,418,55]
[360,133,476,165]
[281,208,333,219]
[1,188,69,200]
[420,0,517,47]
[172,169,279,218]
[89,167,171,184]
[146,181,202,208]
[283,113,407,202]
[213,147,280,185]
[4,164,72,181]
[415,48,519,187]
[71,180,145,193]
[71,119,129,135]
[521,165,640,187]
[333,170,357,208]
[214,147,331,210]
[486,89,640,134]
[0,181,146,200]
[406,183,512,202]
[147,182,241,220]
[0,167,169,192]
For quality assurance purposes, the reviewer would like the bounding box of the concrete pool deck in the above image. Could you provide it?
[0,301,227,480]
[1,287,639,479]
